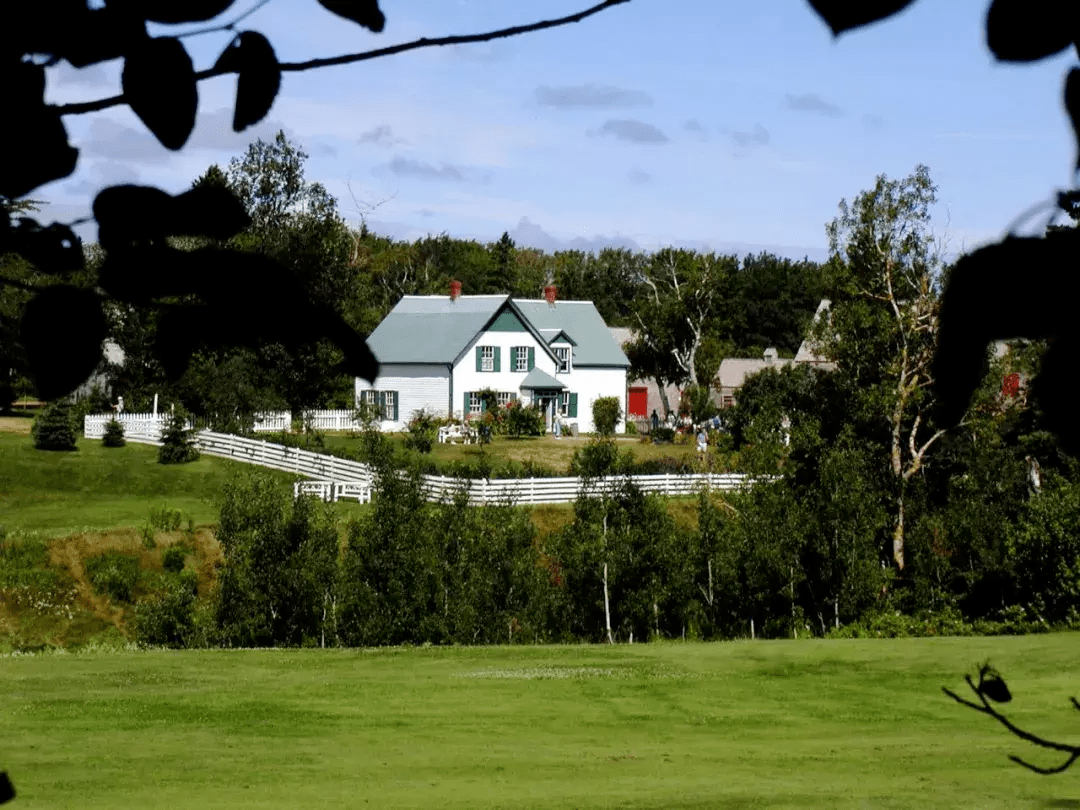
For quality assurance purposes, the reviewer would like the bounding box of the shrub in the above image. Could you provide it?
[32,400,77,451]
[149,505,184,532]
[162,545,186,574]
[84,552,140,603]
[404,408,438,454]
[158,411,200,464]
[592,396,621,436]
[678,384,718,425]
[135,580,196,648]
[102,418,126,447]
[651,426,676,444]
[506,400,544,438]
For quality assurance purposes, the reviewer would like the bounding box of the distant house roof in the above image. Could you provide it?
[794,298,833,365]
[366,295,629,367]
[718,355,794,390]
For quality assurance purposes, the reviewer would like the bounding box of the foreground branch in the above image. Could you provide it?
[943,665,1080,774]
[57,0,632,117]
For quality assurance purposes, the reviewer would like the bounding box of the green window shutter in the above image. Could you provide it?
[475,346,482,372]
[392,392,399,422]
[481,396,488,413]
[510,347,518,370]
[568,393,578,418]
[493,346,501,373]
[527,347,535,370]
[464,391,471,415]
[376,391,385,418]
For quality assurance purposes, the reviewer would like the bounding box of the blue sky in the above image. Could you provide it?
[41,0,1079,261]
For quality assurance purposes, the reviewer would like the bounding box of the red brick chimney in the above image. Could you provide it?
[450,280,462,301]
[544,284,557,307]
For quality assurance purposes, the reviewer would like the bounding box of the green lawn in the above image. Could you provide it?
[0,432,299,536]
[3,636,1080,808]
[321,431,722,475]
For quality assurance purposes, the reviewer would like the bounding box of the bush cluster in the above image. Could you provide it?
[85,552,140,603]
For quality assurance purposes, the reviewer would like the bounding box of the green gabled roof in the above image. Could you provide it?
[366,295,629,368]
[521,367,565,389]
[366,296,508,364]
[514,300,630,367]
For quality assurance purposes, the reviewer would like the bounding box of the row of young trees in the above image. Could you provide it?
[141,422,1080,650]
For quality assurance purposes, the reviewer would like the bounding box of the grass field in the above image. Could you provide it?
[3,636,1080,808]
[0,429,299,536]
[320,431,724,475]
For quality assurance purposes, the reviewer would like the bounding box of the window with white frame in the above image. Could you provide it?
[359,390,398,420]
[496,391,515,408]
[480,345,495,372]
[469,393,483,415]
[558,392,570,416]
[554,346,570,373]
[513,346,529,372]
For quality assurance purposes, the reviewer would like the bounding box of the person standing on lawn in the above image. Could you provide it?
[697,426,708,454]
[553,409,562,439]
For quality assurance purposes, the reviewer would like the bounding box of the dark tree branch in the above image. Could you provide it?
[943,672,1080,774]
[180,0,275,38]
[57,0,632,117]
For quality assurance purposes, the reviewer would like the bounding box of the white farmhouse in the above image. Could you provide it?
[354,292,631,434]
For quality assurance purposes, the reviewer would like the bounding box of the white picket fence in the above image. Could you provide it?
[84,409,365,438]
[83,414,765,505]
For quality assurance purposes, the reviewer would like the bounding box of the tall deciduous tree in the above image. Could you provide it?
[627,248,734,413]
[820,165,949,570]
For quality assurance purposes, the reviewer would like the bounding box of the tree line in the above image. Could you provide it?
[3,131,825,428]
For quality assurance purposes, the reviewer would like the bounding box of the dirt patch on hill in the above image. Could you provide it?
[35,526,223,644]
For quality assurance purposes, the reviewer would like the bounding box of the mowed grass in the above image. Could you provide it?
[0,431,298,536]
[321,431,717,474]
[4,636,1080,809]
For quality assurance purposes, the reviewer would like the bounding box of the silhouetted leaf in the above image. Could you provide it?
[153,304,203,380]
[11,219,84,274]
[96,244,195,303]
[173,185,252,239]
[980,674,1013,703]
[0,771,14,804]
[21,286,107,400]
[93,185,175,250]
[1032,330,1080,456]
[94,183,251,249]
[1066,68,1080,168]
[229,31,281,132]
[0,108,79,199]
[316,0,385,32]
[122,37,198,150]
[12,61,45,107]
[806,0,917,35]
[985,0,1074,62]
[62,6,147,68]
[111,0,236,24]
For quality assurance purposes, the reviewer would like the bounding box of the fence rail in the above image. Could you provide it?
[83,414,765,505]
[84,410,365,437]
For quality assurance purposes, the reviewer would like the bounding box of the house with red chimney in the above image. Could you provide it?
[355,285,630,434]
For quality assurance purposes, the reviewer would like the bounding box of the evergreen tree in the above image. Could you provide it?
[32,399,76,451]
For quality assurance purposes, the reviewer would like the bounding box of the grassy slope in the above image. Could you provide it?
[0,430,298,536]
[3,636,1080,808]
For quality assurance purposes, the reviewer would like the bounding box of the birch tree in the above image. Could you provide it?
[820,165,951,570]
[627,248,734,413]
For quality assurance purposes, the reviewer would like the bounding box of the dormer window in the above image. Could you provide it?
[554,346,570,373]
